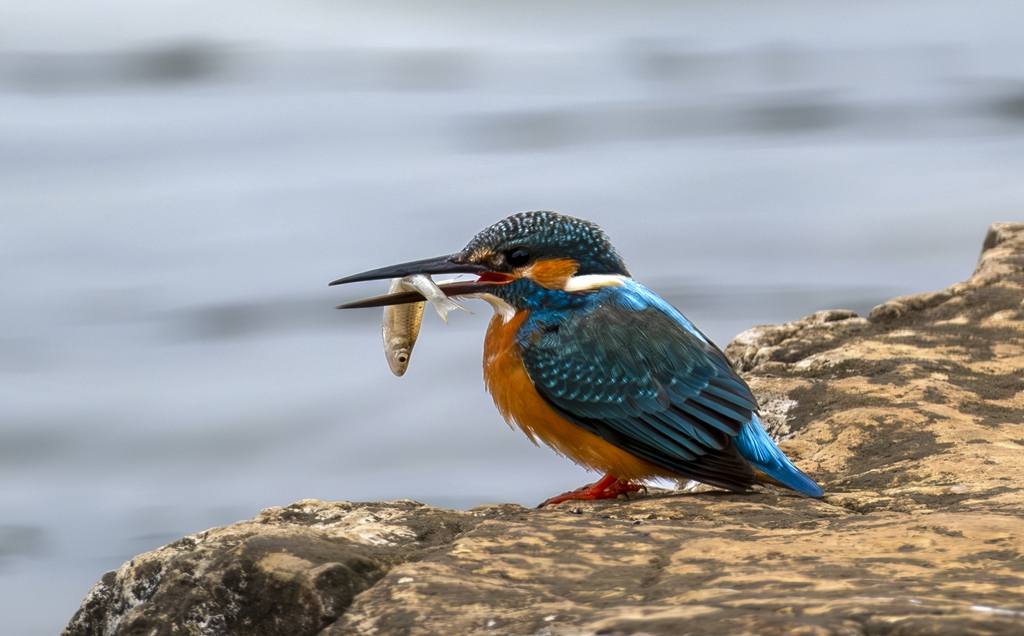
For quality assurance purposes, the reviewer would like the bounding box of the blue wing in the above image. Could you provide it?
[519,281,823,496]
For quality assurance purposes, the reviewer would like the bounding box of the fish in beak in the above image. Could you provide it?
[329,253,511,309]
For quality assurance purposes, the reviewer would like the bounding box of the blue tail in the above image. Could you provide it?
[734,414,824,496]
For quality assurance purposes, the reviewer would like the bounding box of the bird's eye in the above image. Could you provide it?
[505,247,532,268]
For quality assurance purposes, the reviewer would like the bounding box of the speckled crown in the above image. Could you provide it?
[462,211,629,276]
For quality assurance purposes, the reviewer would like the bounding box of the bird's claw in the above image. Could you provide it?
[537,474,646,508]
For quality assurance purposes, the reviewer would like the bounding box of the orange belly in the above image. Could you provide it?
[482,311,671,481]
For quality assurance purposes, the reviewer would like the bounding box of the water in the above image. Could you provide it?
[2,1,1023,632]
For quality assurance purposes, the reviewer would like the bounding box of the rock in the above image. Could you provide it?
[64,224,1024,636]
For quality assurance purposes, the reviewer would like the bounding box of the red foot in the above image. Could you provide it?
[537,473,647,508]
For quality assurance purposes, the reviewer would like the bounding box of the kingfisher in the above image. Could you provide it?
[330,211,824,506]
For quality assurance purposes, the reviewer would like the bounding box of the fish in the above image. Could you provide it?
[403,273,472,324]
[381,274,471,376]
[382,278,425,377]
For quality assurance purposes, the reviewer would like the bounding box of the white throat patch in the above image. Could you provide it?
[562,274,630,292]
[460,274,628,324]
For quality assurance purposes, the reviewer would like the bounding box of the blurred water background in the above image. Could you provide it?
[2,0,1023,632]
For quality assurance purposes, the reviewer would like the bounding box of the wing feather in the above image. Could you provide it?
[520,285,760,490]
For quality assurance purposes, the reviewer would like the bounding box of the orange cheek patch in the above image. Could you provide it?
[524,258,579,290]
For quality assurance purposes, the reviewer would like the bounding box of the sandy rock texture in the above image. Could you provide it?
[64,223,1024,636]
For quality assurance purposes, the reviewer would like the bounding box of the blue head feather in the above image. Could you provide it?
[461,211,629,277]
[460,211,629,312]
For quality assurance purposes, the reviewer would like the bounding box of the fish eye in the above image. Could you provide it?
[505,247,532,268]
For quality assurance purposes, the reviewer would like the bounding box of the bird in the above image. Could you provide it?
[330,211,824,506]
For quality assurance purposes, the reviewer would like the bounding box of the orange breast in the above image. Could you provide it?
[482,311,670,481]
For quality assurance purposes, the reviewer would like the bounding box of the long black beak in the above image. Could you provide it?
[330,253,502,309]
[334,280,496,309]
[328,253,486,286]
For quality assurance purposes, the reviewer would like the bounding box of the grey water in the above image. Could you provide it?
[2,1,1023,632]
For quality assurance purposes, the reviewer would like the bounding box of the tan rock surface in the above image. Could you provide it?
[65,224,1024,636]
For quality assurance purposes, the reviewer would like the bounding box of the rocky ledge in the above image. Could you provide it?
[65,224,1024,636]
